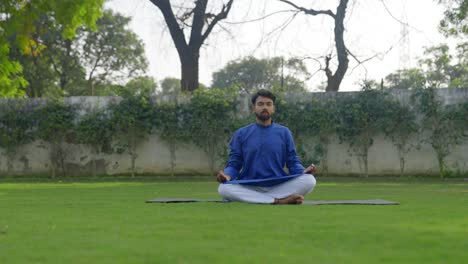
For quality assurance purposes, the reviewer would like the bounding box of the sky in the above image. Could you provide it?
[105,0,452,91]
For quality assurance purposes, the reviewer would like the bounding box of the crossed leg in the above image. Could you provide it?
[218,174,316,204]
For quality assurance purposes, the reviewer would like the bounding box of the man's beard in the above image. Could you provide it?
[256,111,271,122]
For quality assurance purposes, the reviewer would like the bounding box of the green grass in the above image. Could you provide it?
[0,178,467,263]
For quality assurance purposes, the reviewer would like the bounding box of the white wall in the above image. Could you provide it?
[1,88,467,177]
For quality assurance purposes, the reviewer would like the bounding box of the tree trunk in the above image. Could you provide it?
[325,0,349,92]
[169,140,176,177]
[320,138,330,177]
[130,139,137,178]
[397,147,406,177]
[180,50,200,92]
[59,39,73,90]
[150,0,233,92]
[436,151,445,179]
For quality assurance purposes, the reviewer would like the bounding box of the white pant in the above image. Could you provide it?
[218,174,316,204]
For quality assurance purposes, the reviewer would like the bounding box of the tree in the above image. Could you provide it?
[384,68,426,90]
[337,89,392,177]
[0,0,104,97]
[212,56,309,94]
[36,101,77,177]
[76,109,114,177]
[153,102,189,176]
[80,10,148,96]
[383,44,467,89]
[149,0,234,92]
[186,87,237,172]
[279,0,349,92]
[438,0,467,37]
[159,77,182,102]
[0,100,37,174]
[419,44,468,88]
[108,95,154,177]
[275,95,339,175]
[411,88,467,178]
[8,15,86,97]
[122,76,158,97]
[381,100,419,177]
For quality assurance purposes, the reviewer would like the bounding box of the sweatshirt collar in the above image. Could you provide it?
[255,121,274,129]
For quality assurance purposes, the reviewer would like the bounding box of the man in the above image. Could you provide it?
[217,89,317,204]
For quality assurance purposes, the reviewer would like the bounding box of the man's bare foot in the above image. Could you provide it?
[273,194,304,205]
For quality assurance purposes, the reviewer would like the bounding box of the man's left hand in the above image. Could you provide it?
[304,164,317,174]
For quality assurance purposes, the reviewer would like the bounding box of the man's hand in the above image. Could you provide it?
[303,163,317,174]
[216,170,231,183]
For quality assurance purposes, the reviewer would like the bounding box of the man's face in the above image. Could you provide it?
[253,96,275,122]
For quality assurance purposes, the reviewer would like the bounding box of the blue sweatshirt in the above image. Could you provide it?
[223,122,305,186]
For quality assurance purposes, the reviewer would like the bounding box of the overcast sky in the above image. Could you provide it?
[106,0,451,91]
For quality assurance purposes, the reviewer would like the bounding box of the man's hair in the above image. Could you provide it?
[251,89,276,105]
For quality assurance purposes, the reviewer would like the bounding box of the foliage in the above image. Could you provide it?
[120,76,158,97]
[7,14,87,97]
[438,0,468,37]
[186,87,238,172]
[384,68,426,90]
[274,94,339,169]
[302,98,340,175]
[380,100,419,176]
[159,77,182,101]
[153,102,189,176]
[212,56,309,94]
[336,89,393,177]
[411,87,467,178]
[383,44,467,90]
[420,44,455,88]
[150,0,234,91]
[0,100,37,173]
[76,109,114,176]
[4,8,147,97]
[0,43,27,97]
[0,0,104,97]
[80,10,148,96]
[36,100,77,177]
[108,95,154,177]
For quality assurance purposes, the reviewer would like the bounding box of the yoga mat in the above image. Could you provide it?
[146,198,399,205]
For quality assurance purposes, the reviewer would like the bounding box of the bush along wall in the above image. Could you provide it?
[0,88,467,178]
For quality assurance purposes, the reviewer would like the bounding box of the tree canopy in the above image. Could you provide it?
[0,0,105,97]
[212,56,309,94]
[149,0,234,92]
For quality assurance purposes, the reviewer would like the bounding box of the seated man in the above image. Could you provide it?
[217,89,317,204]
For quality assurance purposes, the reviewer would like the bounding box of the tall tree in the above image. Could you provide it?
[0,0,104,97]
[212,56,309,94]
[6,9,148,97]
[438,0,467,37]
[80,10,148,96]
[149,0,234,92]
[279,0,349,92]
[8,15,86,97]
[420,44,468,88]
[384,68,426,90]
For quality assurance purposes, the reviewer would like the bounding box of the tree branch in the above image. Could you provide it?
[200,0,234,45]
[150,0,188,55]
[189,0,208,47]
[278,0,335,18]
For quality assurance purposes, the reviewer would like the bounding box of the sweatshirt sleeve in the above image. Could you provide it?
[285,129,305,175]
[223,130,243,179]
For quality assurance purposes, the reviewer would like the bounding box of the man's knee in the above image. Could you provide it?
[218,183,232,198]
[300,174,316,191]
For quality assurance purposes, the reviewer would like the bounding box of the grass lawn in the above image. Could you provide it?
[0,177,467,263]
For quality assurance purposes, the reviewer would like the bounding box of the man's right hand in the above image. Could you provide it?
[216,170,231,183]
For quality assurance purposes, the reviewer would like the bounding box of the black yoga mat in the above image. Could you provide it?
[146,198,399,205]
